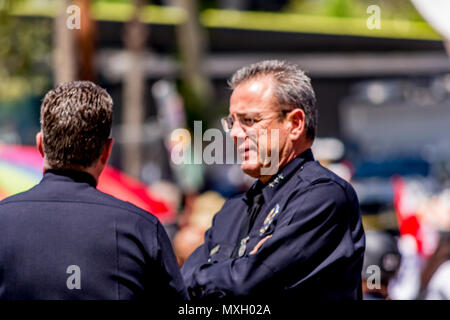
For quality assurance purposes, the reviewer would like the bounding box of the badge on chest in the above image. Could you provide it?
[259,203,280,236]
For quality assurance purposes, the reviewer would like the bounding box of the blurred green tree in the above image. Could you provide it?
[287,0,424,21]
[0,0,51,102]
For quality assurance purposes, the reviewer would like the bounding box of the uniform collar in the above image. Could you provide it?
[244,148,314,204]
[43,169,97,188]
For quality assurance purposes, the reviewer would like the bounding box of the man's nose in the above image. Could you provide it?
[229,120,246,140]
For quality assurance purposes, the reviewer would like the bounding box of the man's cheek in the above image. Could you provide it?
[247,130,258,146]
[247,148,259,165]
[260,129,280,175]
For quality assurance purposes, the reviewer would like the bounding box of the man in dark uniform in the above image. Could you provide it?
[0,81,187,300]
[181,60,365,300]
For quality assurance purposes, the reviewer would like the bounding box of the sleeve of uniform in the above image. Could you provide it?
[182,181,364,298]
[180,217,215,296]
[153,221,189,300]
[136,217,189,301]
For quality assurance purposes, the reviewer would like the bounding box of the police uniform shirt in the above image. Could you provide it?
[0,169,187,300]
[181,149,366,300]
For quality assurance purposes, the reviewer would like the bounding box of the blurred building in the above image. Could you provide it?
[3,0,450,196]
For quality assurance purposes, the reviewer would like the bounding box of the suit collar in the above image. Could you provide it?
[43,169,97,188]
[244,148,314,204]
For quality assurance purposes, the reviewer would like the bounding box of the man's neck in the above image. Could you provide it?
[259,145,311,184]
[43,166,100,184]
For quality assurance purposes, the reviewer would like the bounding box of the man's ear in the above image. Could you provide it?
[36,132,44,158]
[100,138,114,166]
[287,109,306,141]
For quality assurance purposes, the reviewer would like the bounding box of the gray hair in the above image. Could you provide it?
[228,60,317,140]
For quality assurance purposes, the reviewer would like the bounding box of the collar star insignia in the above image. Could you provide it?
[268,174,284,188]
[209,245,220,256]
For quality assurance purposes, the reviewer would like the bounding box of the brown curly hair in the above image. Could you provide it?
[40,81,113,169]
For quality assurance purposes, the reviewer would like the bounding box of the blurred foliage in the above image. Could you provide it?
[177,78,210,130]
[287,0,424,21]
[0,0,52,102]
[91,0,424,22]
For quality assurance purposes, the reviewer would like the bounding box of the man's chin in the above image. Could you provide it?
[241,162,261,179]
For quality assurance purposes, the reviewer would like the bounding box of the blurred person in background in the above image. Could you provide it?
[417,195,450,300]
[389,186,450,300]
[181,60,365,300]
[173,191,225,266]
[0,81,187,300]
[362,230,402,300]
[149,180,183,240]
[418,231,450,299]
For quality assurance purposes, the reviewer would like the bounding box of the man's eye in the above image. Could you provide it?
[242,118,253,125]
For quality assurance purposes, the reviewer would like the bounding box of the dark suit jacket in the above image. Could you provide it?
[0,169,187,300]
[182,149,365,300]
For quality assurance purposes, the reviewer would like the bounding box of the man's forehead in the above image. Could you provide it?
[229,76,276,112]
[243,79,270,93]
[235,75,274,94]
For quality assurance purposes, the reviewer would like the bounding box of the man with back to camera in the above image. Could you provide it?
[0,81,187,300]
[181,60,366,300]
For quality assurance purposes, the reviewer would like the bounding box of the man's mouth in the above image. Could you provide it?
[238,146,249,153]
[238,145,257,160]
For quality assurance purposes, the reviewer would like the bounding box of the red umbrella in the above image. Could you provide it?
[0,144,175,224]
